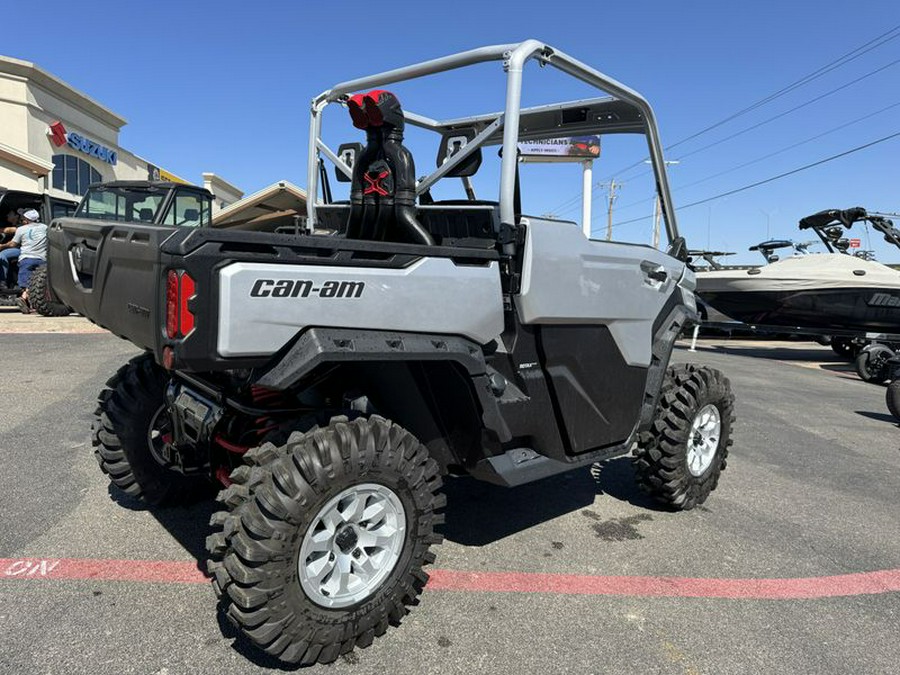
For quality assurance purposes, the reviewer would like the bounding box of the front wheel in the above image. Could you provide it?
[855,345,893,384]
[886,380,900,421]
[634,364,735,510]
[831,337,857,360]
[206,415,445,666]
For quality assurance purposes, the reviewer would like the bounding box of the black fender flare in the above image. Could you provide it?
[253,327,512,442]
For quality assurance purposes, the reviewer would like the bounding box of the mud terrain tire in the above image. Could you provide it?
[855,345,893,384]
[28,265,70,316]
[886,380,900,421]
[92,353,206,505]
[634,364,735,510]
[206,415,444,666]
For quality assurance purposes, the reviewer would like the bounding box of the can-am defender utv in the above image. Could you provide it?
[49,40,735,666]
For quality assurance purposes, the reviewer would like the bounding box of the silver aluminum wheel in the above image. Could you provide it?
[298,483,406,609]
[687,404,721,477]
[146,405,172,466]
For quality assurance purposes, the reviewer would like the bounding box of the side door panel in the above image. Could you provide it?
[516,218,684,450]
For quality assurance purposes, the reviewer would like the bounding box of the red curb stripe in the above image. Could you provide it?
[3,558,899,600]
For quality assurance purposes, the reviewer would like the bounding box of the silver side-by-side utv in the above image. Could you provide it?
[48,40,735,665]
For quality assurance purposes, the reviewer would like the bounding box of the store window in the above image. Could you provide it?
[51,154,102,196]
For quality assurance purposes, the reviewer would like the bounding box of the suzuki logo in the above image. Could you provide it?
[48,121,67,147]
[47,120,117,165]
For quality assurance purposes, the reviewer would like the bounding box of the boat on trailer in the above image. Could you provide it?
[695,208,900,334]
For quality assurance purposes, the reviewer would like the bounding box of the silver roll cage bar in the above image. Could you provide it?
[306,39,680,244]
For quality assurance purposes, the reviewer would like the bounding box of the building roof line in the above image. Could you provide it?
[0,55,127,129]
[202,172,244,196]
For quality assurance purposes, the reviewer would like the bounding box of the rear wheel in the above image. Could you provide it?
[855,345,893,384]
[634,364,735,510]
[831,337,857,360]
[92,353,207,505]
[886,381,900,421]
[27,265,70,317]
[206,415,444,665]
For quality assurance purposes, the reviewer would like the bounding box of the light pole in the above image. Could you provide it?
[760,208,773,240]
[645,159,679,249]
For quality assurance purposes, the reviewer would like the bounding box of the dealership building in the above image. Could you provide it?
[0,55,243,211]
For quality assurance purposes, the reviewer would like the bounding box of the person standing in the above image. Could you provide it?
[7,209,47,312]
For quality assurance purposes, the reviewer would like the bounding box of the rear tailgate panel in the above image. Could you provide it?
[48,218,175,351]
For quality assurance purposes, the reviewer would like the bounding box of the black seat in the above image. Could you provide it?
[345,90,434,245]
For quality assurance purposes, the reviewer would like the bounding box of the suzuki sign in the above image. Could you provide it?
[47,121,118,165]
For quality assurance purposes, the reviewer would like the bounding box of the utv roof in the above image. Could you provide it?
[88,180,213,196]
[405,97,645,143]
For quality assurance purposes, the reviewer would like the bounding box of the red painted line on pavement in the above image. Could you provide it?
[3,557,900,600]
[426,568,900,599]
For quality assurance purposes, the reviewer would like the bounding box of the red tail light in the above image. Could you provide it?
[166,270,179,339]
[165,270,196,339]
[179,273,195,335]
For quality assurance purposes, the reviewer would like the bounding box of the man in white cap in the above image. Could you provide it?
[0,208,47,312]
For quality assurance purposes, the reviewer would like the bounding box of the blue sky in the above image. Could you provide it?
[7,0,900,262]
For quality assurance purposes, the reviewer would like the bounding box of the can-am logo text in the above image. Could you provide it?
[250,279,365,299]
[868,293,900,308]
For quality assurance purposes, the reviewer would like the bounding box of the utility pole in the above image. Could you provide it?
[652,197,662,250]
[604,180,620,241]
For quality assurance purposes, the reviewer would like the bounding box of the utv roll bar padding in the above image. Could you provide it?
[307,40,680,244]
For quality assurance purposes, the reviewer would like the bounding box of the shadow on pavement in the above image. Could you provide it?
[818,362,861,374]
[855,410,898,424]
[106,457,673,561]
[589,457,671,512]
[441,456,672,546]
[105,484,216,564]
[440,471,598,546]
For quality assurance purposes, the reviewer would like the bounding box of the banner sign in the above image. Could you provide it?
[517,135,601,160]
[148,164,189,184]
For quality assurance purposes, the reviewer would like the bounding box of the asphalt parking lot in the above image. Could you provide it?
[1,314,898,674]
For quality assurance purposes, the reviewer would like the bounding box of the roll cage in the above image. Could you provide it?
[306,39,681,248]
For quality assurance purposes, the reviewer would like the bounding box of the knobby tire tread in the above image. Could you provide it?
[206,415,444,665]
[634,363,735,510]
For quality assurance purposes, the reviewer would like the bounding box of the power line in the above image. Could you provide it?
[668,25,900,150]
[610,98,900,214]
[550,25,900,216]
[676,99,900,191]
[674,56,900,162]
[604,130,900,231]
[579,54,900,216]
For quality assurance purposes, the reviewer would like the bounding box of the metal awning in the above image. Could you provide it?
[212,180,308,229]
